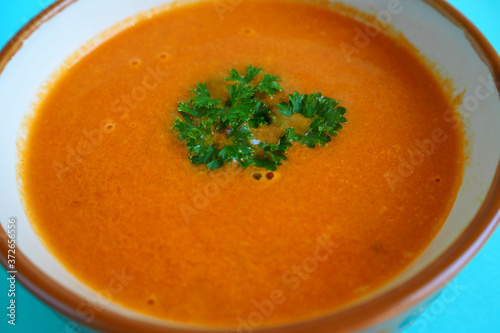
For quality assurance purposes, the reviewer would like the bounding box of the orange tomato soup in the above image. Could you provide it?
[20,0,464,327]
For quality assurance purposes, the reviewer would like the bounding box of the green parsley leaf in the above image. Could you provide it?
[277,92,347,148]
[173,65,347,172]
[248,102,272,129]
[256,74,282,96]
[226,65,263,84]
[189,83,221,108]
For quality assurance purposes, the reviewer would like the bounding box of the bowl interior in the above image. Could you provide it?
[0,0,499,329]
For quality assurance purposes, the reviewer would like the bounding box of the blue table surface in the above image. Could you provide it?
[1,1,499,332]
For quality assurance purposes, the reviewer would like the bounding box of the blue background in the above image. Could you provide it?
[0,1,499,332]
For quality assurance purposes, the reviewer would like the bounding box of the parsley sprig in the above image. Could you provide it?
[173,65,347,171]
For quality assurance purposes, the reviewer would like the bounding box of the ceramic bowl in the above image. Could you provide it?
[0,0,499,332]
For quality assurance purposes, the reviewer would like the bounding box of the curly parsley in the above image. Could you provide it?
[173,65,347,171]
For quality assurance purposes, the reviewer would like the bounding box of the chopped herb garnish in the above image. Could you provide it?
[173,65,347,171]
[277,92,347,148]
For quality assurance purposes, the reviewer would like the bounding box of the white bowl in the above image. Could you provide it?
[0,0,499,332]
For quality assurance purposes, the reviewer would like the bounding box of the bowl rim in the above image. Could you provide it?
[1,0,499,332]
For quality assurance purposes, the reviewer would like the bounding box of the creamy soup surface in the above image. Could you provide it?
[21,0,464,327]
